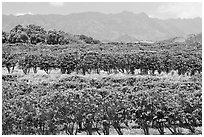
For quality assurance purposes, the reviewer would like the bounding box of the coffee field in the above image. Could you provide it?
[2,24,202,135]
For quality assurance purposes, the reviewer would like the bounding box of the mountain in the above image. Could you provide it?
[159,37,186,44]
[113,34,139,42]
[2,12,202,42]
[185,33,202,44]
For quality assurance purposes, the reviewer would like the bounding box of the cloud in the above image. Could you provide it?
[150,3,202,19]
[49,2,64,7]
[15,12,34,16]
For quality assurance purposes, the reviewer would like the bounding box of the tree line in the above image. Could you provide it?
[2,46,201,76]
[2,24,202,76]
[2,24,101,45]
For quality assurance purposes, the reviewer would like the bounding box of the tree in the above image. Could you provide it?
[2,31,9,43]
[57,52,78,74]
[38,51,57,74]
[2,51,19,73]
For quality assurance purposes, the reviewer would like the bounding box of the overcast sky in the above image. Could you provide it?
[2,2,202,19]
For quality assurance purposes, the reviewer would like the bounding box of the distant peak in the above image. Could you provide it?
[136,12,149,18]
[118,11,149,18]
[121,11,134,14]
[70,11,105,15]
[14,12,34,16]
[138,12,148,16]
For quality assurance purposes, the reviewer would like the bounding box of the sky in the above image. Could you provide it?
[2,2,202,19]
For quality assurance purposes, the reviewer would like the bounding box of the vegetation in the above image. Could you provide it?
[2,74,202,135]
[2,24,101,45]
[2,24,202,135]
[2,43,202,76]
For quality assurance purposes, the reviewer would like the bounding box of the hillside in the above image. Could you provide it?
[2,12,202,42]
[157,33,202,45]
[185,33,202,44]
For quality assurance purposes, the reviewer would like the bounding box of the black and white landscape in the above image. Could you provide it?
[2,2,202,135]
[2,12,202,42]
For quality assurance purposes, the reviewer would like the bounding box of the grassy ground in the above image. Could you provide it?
[2,67,191,85]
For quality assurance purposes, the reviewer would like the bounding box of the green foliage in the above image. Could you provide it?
[2,41,202,76]
[2,75,202,135]
[3,24,101,45]
[1,23,202,135]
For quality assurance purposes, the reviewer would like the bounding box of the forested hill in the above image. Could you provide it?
[2,24,101,45]
[2,24,202,46]
[2,12,202,42]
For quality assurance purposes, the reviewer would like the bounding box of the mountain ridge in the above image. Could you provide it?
[2,12,202,42]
